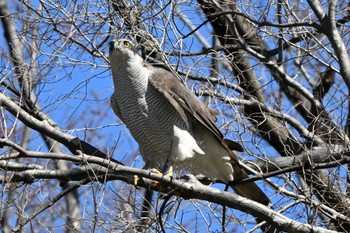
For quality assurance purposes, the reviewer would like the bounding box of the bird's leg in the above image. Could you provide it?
[163,165,174,179]
[134,162,152,186]
[134,174,140,186]
[134,164,174,186]
[152,165,173,178]
[151,165,173,186]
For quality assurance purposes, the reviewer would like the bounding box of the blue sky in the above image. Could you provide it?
[1,0,348,232]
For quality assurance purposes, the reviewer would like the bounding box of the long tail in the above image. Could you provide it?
[230,173,270,206]
[230,169,280,232]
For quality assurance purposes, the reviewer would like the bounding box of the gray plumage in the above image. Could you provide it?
[109,39,270,205]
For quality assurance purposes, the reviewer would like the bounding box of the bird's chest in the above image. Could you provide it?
[114,74,157,121]
[114,74,184,150]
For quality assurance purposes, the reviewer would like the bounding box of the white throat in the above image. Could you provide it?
[110,51,150,97]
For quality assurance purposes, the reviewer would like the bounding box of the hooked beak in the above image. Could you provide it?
[109,40,119,53]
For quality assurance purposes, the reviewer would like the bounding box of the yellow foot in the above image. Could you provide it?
[134,175,140,186]
[133,166,174,186]
[164,165,173,179]
[152,166,173,186]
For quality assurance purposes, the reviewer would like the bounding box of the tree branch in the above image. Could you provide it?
[4,163,342,233]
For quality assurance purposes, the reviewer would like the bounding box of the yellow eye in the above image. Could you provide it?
[123,41,131,48]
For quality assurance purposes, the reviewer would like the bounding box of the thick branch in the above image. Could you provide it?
[245,146,350,179]
[0,92,119,163]
[3,163,341,233]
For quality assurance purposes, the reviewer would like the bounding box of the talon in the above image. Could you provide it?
[165,165,173,179]
[151,165,174,186]
[150,168,162,186]
[134,174,140,186]
[151,168,163,175]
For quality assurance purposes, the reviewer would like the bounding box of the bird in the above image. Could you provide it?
[109,39,270,206]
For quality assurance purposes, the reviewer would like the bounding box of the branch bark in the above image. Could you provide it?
[3,162,342,233]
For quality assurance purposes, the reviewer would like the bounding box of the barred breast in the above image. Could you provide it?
[113,71,191,169]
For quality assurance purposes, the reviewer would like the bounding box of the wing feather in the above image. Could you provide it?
[147,66,241,163]
[111,93,124,122]
[148,67,222,138]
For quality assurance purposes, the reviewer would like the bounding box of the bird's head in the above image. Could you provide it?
[109,39,146,78]
[109,39,139,61]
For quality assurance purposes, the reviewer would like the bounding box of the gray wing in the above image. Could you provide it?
[148,66,270,205]
[148,67,220,136]
[147,66,241,161]
[224,139,244,152]
[110,93,124,122]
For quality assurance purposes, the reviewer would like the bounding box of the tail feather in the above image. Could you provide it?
[231,167,270,206]
[230,180,270,206]
[230,170,278,232]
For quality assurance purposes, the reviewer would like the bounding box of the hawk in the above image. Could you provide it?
[109,39,269,205]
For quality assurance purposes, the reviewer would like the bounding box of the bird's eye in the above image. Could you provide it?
[124,41,131,48]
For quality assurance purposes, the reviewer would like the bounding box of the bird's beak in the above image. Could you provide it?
[109,40,119,52]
